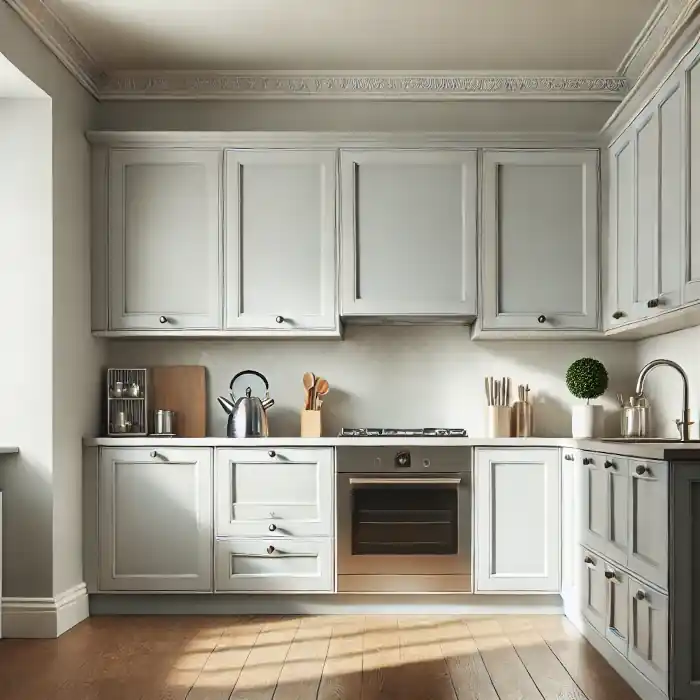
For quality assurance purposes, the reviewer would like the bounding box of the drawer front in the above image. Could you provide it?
[580,547,607,635]
[603,560,629,657]
[580,452,609,556]
[628,459,668,590]
[215,448,333,537]
[215,538,333,592]
[628,575,669,693]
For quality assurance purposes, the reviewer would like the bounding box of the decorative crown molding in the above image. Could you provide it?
[5,0,102,97]
[98,71,629,101]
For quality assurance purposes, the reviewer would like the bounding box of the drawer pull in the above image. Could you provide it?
[582,457,593,466]
[604,460,616,470]
[269,524,277,532]
[150,451,159,459]
[564,453,574,461]
[604,570,617,581]
[266,545,276,555]
[635,590,646,601]
[584,556,595,568]
[635,464,648,476]
[268,450,276,458]
[612,311,625,320]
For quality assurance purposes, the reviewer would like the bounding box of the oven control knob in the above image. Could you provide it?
[395,451,411,468]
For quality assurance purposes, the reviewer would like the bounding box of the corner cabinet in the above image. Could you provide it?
[339,149,477,318]
[224,150,339,334]
[101,149,223,331]
[475,150,600,337]
[97,447,213,592]
[474,448,561,593]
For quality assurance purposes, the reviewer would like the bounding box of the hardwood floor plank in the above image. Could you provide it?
[527,616,640,700]
[229,616,301,700]
[495,617,587,700]
[361,616,402,700]
[464,617,544,700]
[317,616,364,700]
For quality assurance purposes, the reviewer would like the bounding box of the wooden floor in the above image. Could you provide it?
[0,615,641,700]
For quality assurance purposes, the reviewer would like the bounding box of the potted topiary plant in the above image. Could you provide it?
[566,357,609,438]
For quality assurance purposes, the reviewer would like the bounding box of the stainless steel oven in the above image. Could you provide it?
[336,447,471,593]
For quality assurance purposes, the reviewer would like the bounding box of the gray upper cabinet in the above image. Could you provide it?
[340,149,477,318]
[477,149,599,335]
[685,50,700,304]
[107,149,222,331]
[224,149,339,334]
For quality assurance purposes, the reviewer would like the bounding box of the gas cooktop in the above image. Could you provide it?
[338,428,468,438]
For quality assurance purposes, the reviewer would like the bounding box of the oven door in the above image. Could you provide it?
[337,473,471,578]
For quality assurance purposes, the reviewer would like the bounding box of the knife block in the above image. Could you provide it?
[301,410,322,438]
[486,406,512,438]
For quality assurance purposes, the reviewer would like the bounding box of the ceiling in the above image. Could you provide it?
[44,0,659,72]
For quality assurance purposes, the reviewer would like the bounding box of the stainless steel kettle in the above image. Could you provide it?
[217,370,274,438]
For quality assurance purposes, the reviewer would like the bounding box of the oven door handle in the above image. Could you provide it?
[348,477,462,485]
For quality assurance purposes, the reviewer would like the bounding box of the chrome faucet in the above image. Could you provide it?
[635,359,693,441]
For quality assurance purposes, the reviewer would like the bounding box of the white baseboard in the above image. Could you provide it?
[2,583,89,638]
[89,592,564,616]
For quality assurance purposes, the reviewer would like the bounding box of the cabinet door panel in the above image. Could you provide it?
[580,548,607,635]
[634,113,660,318]
[628,579,669,693]
[98,448,213,591]
[475,449,560,592]
[340,150,477,316]
[604,562,630,656]
[580,453,608,555]
[609,462,629,566]
[109,149,221,330]
[686,53,700,302]
[629,460,668,589]
[481,150,599,331]
[225,150,337,331]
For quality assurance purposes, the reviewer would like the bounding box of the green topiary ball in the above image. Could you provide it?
[566,358,609,403]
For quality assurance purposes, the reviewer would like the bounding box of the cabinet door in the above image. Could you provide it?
[608,456,630,566]
[607,133,636,328]
[225,150,338,332]
[580,452,609,555]
[628,460,668,589]
[481,150,599,331]
[215,538,333,592]
[628,578,669,693]
[98,447,213,591]
[475,449,560,592]
[215,448,333,538]
[580,548,607,635]
[108,149,222,330]
[604,561,630,656]
[340,149,477,316]
[684,50,700,303]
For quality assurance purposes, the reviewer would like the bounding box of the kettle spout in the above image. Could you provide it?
[217,395,235,415]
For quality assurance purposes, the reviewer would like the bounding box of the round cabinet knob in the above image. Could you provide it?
[636,464,648,476]
[266,545,275,555]
[275,316,285,324]
[537,315,547,324]
[268,524,277,532]
[612,311,625,320]
[268,450,276,458]
[604,460,616,470]
[159,316,169,324]
[647,299,660,309]
[150,451,158,458]
[604,570,615,580]
[582,457,592,466]
[584,556,594,565]
[564,453,574,461]
[636,590,646,601]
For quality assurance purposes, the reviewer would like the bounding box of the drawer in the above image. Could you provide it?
[580,547,607,635]
[215,448,333,538]
[603,560,629,657]
[215,538,334,592]
[627,574,668,692]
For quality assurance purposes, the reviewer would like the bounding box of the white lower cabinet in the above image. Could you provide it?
[475,448,560,592]
[98,447,213,592]
[215,538,333,592]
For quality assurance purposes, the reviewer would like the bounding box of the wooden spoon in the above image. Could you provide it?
[314,378,329,410]
[303,372,316,410]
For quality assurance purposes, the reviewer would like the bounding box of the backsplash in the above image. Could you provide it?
[108,326,638,438]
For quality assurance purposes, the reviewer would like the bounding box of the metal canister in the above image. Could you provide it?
[154,409,176,435]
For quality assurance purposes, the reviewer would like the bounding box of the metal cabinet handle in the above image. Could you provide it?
[604,570,616,580]
[276,316,285,324]
[537,315,547,324]
[582,457,593,466]
[647,299,660,309]
[604,460,616,470]
[348,477,461,485]
[636,590,646,601]
[564,453,574,461]
[150,451,158,458]
[159,316,169,324]
[266,545,275,555]
[269,524,277,532]
[612,311,625,320]
[635,464,648,476]
[584,556,595,568]
[268,450,276,458]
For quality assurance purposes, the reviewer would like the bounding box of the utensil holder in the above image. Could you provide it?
[486,406,512,438]
[301,410,322,438]
[512,401,534,437]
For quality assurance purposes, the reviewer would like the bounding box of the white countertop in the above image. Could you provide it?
[82,436,700,460]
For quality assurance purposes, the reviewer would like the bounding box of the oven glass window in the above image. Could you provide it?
[352,484,458,555]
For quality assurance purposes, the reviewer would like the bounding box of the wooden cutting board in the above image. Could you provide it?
[150,366,206,437]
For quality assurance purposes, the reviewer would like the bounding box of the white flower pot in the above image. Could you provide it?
[572,404,599,439]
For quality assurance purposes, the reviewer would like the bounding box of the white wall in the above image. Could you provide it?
[109,327,638,438]
[636,326,700,439]
[0,2,103,600]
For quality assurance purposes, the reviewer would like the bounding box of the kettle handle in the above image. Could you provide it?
[230,369,270,395]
